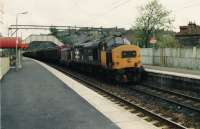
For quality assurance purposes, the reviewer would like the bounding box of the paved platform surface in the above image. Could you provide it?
[144,65,200,79]
[36,59,159,129]
[1,58,120,129]
[145,65,200,76]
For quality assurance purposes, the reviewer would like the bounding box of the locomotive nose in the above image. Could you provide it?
[127,58,131,63]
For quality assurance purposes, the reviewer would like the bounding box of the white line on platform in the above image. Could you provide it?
[32,59,160,129]
[145,68,200,80]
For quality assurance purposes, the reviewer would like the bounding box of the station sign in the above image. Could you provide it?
[149,37,157,44]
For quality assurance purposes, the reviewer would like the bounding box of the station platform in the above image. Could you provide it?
[144,65,200,80]
[1,58,159,129]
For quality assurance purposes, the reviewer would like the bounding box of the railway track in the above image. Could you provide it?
[50,64,190,129]
[130,85,200,114]
[141,84,200,102]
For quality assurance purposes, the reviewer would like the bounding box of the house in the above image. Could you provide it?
[176,22,200,47]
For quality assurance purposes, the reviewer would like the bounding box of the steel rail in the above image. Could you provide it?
[51,64,188,129]
[131,86,200,113]
[140,84,200,102]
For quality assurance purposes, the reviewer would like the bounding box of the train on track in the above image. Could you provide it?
[24,33,144,83]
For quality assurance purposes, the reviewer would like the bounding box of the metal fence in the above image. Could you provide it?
[141,47,200,70]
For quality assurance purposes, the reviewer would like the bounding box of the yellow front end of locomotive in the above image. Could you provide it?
[111,45,142,70]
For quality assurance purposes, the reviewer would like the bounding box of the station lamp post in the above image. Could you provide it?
[15,11,28,70]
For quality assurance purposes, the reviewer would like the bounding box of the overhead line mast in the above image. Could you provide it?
[8,25,125,34]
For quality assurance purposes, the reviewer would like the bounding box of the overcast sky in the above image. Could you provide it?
[0,0,200,37]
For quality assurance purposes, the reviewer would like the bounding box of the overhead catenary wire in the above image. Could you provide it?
[173,1,200,13]
[83,0,135,25]
[98,0,133,16]
[74,0,134,17]
[111,0,128,6]
[181,0,200,6]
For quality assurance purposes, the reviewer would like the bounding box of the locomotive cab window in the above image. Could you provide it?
[107,37,131,48]
[122,51,136,58]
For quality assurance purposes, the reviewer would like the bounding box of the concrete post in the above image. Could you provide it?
[193,47,197,58]
[152,48,154,65]
[193,47,197,69]
[160,48,164,66]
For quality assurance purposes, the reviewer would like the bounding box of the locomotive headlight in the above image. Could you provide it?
[113,62,119,66]
[134,63,138,67]
[127,58,131,63]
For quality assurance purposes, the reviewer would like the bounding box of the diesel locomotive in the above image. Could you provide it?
[62,35,143,82]
[25,33,143,82]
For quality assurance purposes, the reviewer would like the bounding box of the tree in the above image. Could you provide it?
[135,0,174,48]
[155,32,181,48]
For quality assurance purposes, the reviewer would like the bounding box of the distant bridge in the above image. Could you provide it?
[24,34,64,46]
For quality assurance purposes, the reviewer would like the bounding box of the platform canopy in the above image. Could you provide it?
[0,37,28,49]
